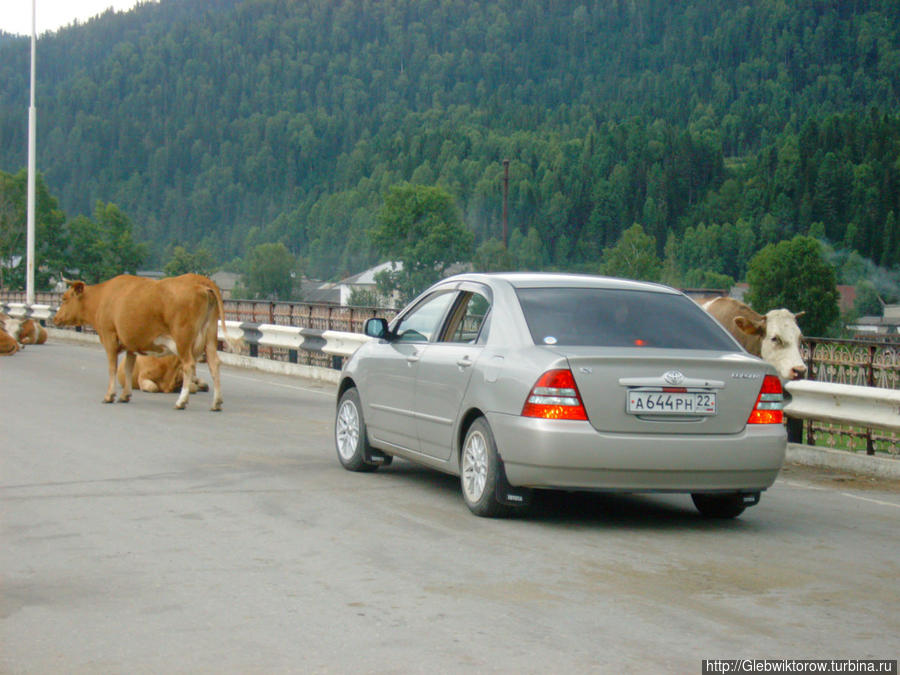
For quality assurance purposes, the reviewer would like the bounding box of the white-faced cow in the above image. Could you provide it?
[703,296,807,381]
[54,273,238,410]
[117,354,209,394]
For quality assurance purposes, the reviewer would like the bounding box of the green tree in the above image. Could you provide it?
[347,287,386,308]
[745,235,839,337]
[473,237,515,272]
[163,244,217,277]
[244,242,296,300]
[371,183,474,303]
[512,227,546,270]
[854,280,883,317]
[0,169,67,290]
[64,201,146,284]
[683,269,735,290]
[600,223,662,282]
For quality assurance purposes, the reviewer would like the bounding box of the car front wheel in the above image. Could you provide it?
[335,387,379,472]
[691,493,747,519]
[460,417,512,518]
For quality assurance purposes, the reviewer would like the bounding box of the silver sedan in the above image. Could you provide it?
[334,273,786,518]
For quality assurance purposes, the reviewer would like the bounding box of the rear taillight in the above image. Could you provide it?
[747,375,784,424]
[522,369,588,421]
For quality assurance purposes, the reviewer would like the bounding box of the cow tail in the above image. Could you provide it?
[209,285,243,354]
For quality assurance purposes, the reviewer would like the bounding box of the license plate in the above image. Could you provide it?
[627,390,716,415]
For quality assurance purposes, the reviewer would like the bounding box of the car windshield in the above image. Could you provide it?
[515,287,738,350]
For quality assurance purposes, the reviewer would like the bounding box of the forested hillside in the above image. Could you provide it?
[0,0,898,283]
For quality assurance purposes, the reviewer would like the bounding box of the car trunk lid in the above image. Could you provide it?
[563,349,773,435]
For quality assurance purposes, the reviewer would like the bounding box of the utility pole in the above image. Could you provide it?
[26,0,37,304]
[502,159,509,248]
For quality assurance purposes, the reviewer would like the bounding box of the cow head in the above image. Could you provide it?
[734,309,807,381]
[54,280,87,326]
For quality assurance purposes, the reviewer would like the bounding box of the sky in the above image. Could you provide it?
[1,0,153,36]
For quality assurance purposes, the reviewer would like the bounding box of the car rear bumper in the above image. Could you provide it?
[486,412,786,492]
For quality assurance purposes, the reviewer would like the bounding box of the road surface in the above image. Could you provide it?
[2,341,899,673]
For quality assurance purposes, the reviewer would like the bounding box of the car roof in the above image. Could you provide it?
[441,272,681,295]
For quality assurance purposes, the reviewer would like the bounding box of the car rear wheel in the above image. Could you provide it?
[460,417,513,518]
[691,493,747,519]
[335,387,379,472]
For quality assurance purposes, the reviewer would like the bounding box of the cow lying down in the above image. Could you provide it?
[19,319,48,345]
[1,314,48,347]
[0,326,18,355]
[54,273,240,410]
[0,314,21,355]
[117,354,209,394]
[703,296,807,381]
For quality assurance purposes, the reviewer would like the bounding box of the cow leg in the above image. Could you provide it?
[205,337,223,411]
[192,374,209,392]
[174,353,195,410]
[102,342,120,403]
[119,352,136,403]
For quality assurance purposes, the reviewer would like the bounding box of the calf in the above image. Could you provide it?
[703,296,807,381]
[117,354,209,394]
[18,319,48,345]
[54,273,239,410]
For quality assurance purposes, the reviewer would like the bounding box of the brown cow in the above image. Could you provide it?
[0,314,24,350]
[117,354,209,394]
[54,273,239,410]
[18,318,48,345]
[0,326,19,355]
[703,296,807,381]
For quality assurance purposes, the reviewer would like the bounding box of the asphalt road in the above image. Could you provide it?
[2,341,899,673]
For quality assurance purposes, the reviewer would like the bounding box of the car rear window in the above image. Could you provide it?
[515,287,738,350]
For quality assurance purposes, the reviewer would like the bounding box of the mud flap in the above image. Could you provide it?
[495,458,532,508]
[364,446,393,467]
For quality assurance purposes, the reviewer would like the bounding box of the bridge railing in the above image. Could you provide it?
[799,337,900,456]
[3,295,898,457]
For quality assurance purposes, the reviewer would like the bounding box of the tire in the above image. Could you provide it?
[691,493,747,519]
[335,388,379,472]
[460,417,513,518]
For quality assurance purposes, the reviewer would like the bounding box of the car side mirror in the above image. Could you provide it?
[364,317,390,340]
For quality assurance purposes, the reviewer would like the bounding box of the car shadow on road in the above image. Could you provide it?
[373,459,760,531]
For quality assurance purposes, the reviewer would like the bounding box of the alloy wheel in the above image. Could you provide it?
[462,430,488,502]
[336,399,360,461]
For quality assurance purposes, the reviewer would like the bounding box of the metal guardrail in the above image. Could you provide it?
[0,302,55,321]
[785,381,900,433]
[222,320,371,359]
[2,291,399,333]
[800,337,900,455]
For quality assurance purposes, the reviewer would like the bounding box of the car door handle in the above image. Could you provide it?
[457,356,473,368]
[406,354,420,364]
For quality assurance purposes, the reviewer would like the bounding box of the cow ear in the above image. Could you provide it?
[793,310,806,320]
[734,315,765,335]
[70,281,86,295]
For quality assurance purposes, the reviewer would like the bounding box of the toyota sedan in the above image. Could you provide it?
[334,273,786,518]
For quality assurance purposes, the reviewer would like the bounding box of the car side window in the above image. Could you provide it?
[394,292,456,343]
[443,291,491,344]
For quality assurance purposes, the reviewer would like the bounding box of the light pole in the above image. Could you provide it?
[26,0,37,304]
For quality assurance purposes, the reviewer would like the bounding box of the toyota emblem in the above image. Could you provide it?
[663,370,685,385]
